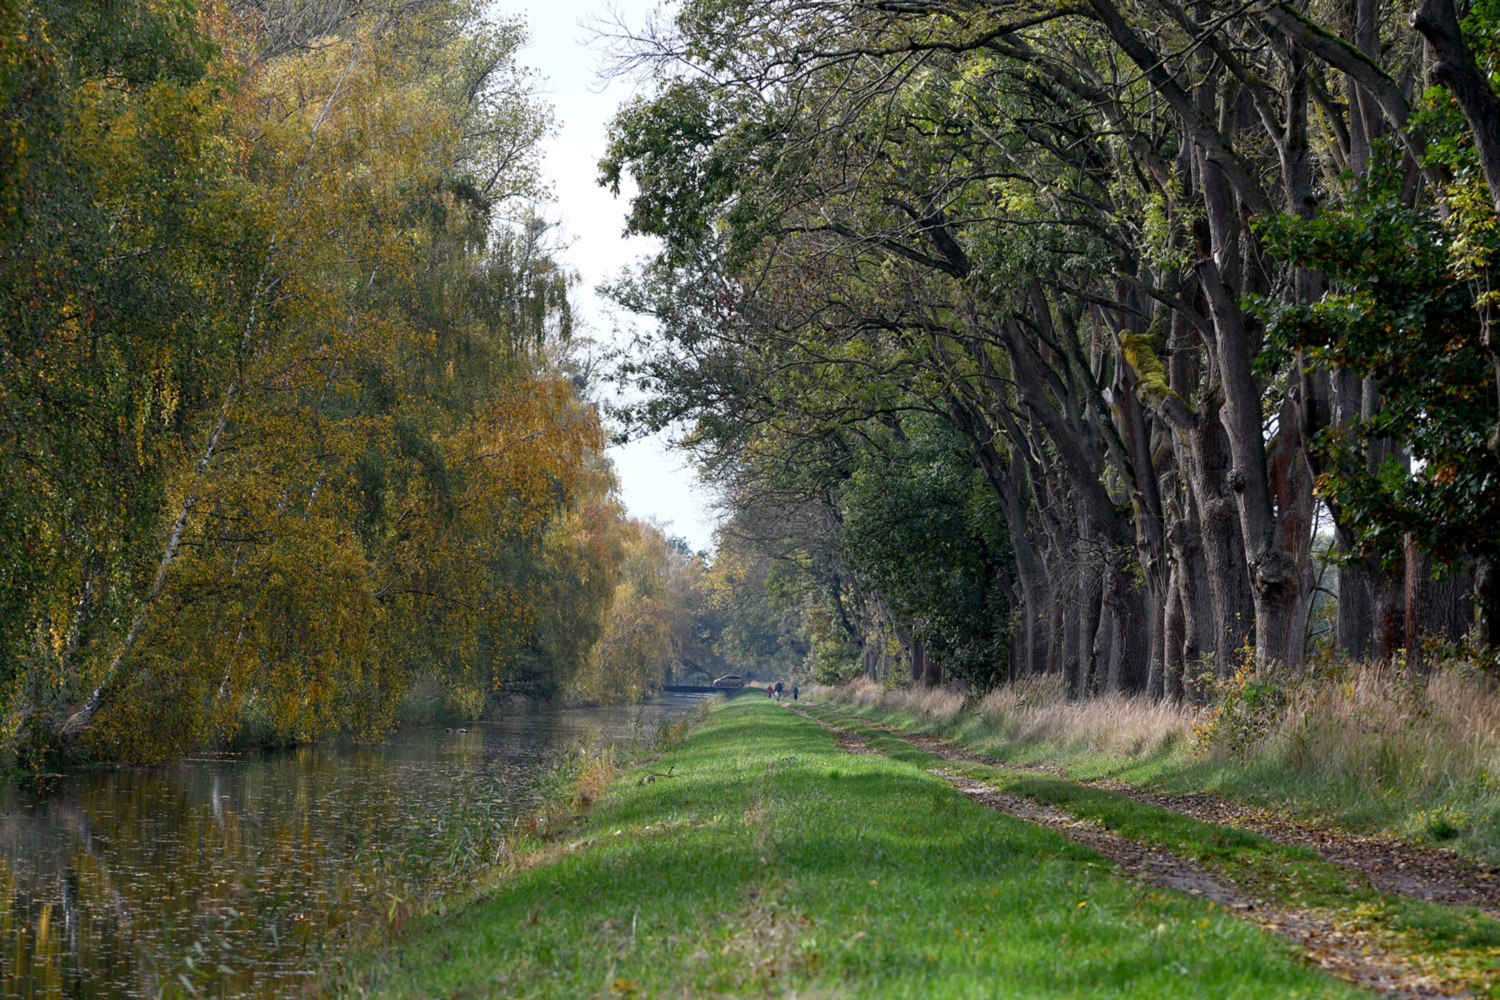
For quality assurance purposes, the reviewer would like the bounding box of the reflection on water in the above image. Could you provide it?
[0,701,696,998]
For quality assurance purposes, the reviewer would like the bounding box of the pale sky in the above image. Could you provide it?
[500,0,719,553]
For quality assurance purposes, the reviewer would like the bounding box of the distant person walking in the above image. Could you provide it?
[767,684,774,698]
[774,680,783,702]
[792,684,799,701]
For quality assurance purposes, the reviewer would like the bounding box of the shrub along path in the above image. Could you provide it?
[340,698,1368,999]
[797,704,1500,998]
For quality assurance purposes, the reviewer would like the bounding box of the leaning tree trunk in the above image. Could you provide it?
[1075,546,1105,696]
[1092,597,1115,695]
[1106,570,1153,693]
[1412,0,1500,219]
[59,246,281,744]
[1165,493,1215,700]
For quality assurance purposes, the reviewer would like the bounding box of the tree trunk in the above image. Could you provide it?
[1197,172,1312,671]
[1116,334,1169,697]
[1405,540,1475,668]
[1177,407,1255,675]
[1076,549,1105,696]
[1165,494,1215,699]
[1061,562,1084,694]
[1373,564,1407,659]
[1007,445,1055,676]
[1475,556,1500,647]
[1329,369,1374,658]
[1106,570,1152,693]
[1163,565,1187,701]
[1092,597,1114,695]
[1334,552,1375,660]
[944,394,1054,677]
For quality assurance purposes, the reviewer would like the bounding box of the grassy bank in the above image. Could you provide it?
[337,697,1361,998]
[811,665,1500,861]
[802,704,1500,996]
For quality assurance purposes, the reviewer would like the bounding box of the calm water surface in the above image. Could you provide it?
[0,701,698,999]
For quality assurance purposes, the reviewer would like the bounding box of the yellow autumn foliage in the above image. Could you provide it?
[1,0,671,766]
[568,519,675,706]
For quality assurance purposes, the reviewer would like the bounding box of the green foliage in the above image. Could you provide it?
[567,518,675,706]
[1254,187,1500,579]
[601,81,744,255]
[803,606,863,684]
[840,414,1013,684]
[702,532,809,681]
[1190,665,1292,760]
[0,0,267,764]
[1412,804,1471,842]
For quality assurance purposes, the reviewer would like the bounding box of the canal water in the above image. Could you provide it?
[0,701,698,999]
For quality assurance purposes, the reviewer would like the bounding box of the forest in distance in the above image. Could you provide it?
[8,0,1500,770]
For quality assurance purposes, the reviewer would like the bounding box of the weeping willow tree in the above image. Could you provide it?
[0,0,653,766]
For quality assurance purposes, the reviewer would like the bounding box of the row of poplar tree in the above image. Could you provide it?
[601,0,1500,694]
[0,0,698,767]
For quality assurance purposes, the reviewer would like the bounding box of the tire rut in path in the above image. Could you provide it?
[797,711,1473,999]
[1094,782,1500,920]
[841,712,1500,921]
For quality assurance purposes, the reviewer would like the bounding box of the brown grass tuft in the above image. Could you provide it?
[818,675,1194,760]
[978,676,1196,760]
[1256,662,1500,817]
[835,678,967,721]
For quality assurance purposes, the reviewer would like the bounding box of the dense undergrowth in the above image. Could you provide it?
[813,662,1500,861]
[335,698,1361,999]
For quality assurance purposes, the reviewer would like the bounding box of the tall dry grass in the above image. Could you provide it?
[813,662,1500,854]
[1245,662,1500,838]
[975,676,1198,760]
[818,674,1196,761]
[838,676,967,722]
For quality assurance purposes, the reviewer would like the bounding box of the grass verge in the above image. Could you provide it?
[801,703,1500,996]
[812,666,1500,862]
[334,698,1366,999]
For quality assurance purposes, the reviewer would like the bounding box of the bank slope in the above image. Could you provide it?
[340,699,1361,999]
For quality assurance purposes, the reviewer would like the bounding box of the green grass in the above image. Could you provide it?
[810,677,1500,860]
[338,699,1363,999]
[801,702,1500,996]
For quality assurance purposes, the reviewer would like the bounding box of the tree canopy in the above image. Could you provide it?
[600,0,1500,695]
[0,0,705,766]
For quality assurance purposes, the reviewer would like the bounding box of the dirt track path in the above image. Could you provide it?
[809,711,1489,998]
[876,725,1500,921]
